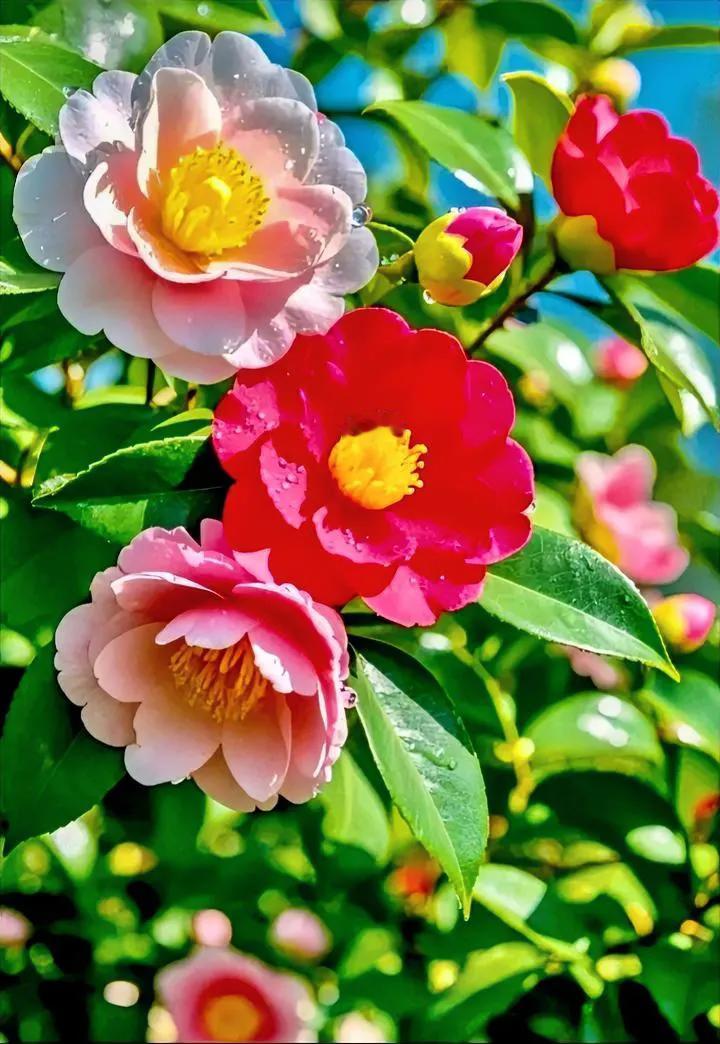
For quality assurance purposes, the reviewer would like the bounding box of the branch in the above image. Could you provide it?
[469,257,562,353]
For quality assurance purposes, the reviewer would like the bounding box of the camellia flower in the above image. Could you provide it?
[13,32,377,382]
[335,1013,388,1044]
[560,646,625,691]
[54,521,349,810]
[192,909,233,949]
[213,308,534,626]
[652,593,716,653]
[269,908,331,962]
[551,94,719,273]
[414,207,523,306]
[0,908,31,949]
[157,946,314,1043]
[594,336,648,387]
[575,445,688,585]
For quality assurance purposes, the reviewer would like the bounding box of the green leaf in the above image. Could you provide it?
[474,0,579,44]
[34,403,156,485]
[608,266,719,346]
[365,99,522,209]
[618,23,720,55]
[481,527,677,677]
[157,0,280,34]
[557,862,657,928]
[430,941,545,1017]
[0,39,101,135]
[487,320,593,406]
[639,939,720,1036]
[444,5,504,90]
[474,864,547,922]
[319,750,390,865]
[601,277,720,429]
[353,640,488,914]
[503,72,571,187]
[641,670,720,762]
[0,255,60,294]
[0,646,123,851]
[525,692,666,786]
[32,415,222,544]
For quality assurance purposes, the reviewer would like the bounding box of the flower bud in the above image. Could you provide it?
[268,908,331,962]
[415,207,523,306]
[594,336,648,387]
[653,593,716,653]
[587,58,641,109]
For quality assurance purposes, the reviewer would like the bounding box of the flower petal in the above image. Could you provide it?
[309,117,367,203]
[310,225,379,294]
[59,71,136,166]
[13,147,103,271]
[222,691,291,802]
[152,278,246,354]
[192,749,257,811]
[125,684,221,785]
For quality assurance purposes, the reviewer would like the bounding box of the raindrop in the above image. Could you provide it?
[351,203,373,228]
[62,85,75,97]
[343,687,357,708]
[447,758,457,770]
[422,290,435,305]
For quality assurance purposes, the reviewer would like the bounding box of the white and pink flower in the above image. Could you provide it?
[269,908,331,962]
[13,31,378,383]
[156,946,315,1043]
[54,520,350,810]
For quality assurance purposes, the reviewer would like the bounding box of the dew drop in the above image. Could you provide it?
[351,203,373,228]
[422,289,435,305]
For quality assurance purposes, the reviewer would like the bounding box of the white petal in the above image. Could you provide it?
[157,347,239,383]
[308,117,367,203]
[59,75,135,167]
[311,225,379,293]
[228,96,320,181]
[283,283,345,334]
[13,146,103,271]
[131,30,213,113]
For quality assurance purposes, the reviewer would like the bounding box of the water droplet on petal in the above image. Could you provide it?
[351,203,373,228]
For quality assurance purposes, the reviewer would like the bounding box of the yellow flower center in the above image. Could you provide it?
[169,636,270,724]
[161,142,269,255]
[202,995,262,1043]
[328,425,427,510]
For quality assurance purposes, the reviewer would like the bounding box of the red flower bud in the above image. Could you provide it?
[594,337,648,387]
[551,94,719,273]
[653,593,716,653]
[415,206,523,306]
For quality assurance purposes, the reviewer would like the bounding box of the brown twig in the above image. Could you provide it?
[469,258,561,353]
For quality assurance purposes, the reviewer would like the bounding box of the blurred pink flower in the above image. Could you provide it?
[561,647,625,690]
[575,445,688,585]
[157,946,314,1043]
[13,32,377,383]
[594,336,648,387]
[192,909,233,948]
[269,908,331,962]
[653,593,716,653]
[55,520,349,811]
[335,1013,388,1044]
[0,908,31,949]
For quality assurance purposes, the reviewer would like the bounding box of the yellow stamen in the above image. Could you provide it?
[328,425,427,510]
[202,995,263,1043]
[169,636,269,724]
[161,142,269,255]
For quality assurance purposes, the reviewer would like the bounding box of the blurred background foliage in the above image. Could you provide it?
[1,1,719,1042]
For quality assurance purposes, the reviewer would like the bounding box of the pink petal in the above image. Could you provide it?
[309,117,367,203]
[83,149,142,254]
[59,73,135,166]
[226,96,319,180]
[310,226,379,294]
[13,147,103,271]
[192,749,257,812]
[157,347,239,382]
[282,283,345,335]
[152,278,247,354]
[127,210,218,283]
[155,605,253,648]
[93,622,171,704]
[132,30,213,113]
[222,692,291,802]
[81,687,137,747]
[366,564,485,627]
[136,67,221,195]
[57,246,178,359]
[125,684,221,785]
[111,573,221,617]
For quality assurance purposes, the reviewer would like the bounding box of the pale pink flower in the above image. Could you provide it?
[0,908,31,949]
[13,32,377,383]
[157,946,315,1043]
[192,909,233,948]
[594,336,648,386]
[269,908,331,962]
[54,520,349,810]
[652,593,716,653]
[335,1013,388,1044]
[561,647,625,691]
[575,445,688,585]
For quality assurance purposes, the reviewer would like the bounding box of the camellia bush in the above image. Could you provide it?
[1,1,719,1042]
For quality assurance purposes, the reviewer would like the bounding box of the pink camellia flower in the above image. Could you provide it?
[335,1013,388,1044]
[594,336,648,387]
[269,909,331,962]
[157,946,315,1043]
[13,32,377,383]
[54,520,349,810]
[652,594,716,653]
[414,207,523,306]
[575,445,688,585]
[561,647,625,691]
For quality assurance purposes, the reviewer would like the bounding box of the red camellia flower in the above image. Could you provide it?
[213,309,533,626]
[551,94,719,272]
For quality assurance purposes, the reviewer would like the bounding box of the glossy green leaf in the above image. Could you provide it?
[157,0,280,34]
[365,99,522,208]
[0,39,100,134]
[641,670,720,762]
[608,266,719,345]
[474,864,547,922]
[557,862,656,927]
[525,692,666,786]
[487,321,593,405]
[0,255,60,294]
[481,527,677,677]
[503,72,571,186]
[639,939,720,1036]
[444,5,504,89]
[0,646,124,850]
[353,640,488,914]
[33,417,222,544]
[431,941,545,1017]
[618,23,720,55]
[319,750,390,865]
[474,0,579,44]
